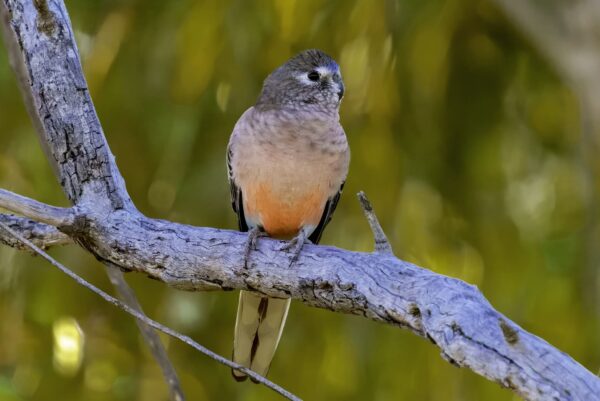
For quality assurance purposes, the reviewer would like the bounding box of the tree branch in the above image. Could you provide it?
[357,191,394,255]
[0,213,70,249]
[0,1,184,398]
[0,189,74,226]
[3,189,600,401]
[0,220,300,401]
[104,263,186,401]
[0,1,599,400]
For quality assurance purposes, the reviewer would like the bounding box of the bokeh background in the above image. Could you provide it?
[1,0,598,400]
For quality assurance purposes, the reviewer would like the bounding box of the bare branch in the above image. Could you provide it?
[0,189,74,226]
[0,0,59,178]
[0,1,599,400]
[104,263,186,401]
[0,220,301,401]
[1,190,598,400]
[0,204,186,401]
[0,0,131,209]
[0,2,183,397]
[0,213,70,249]
[357,191,393,255]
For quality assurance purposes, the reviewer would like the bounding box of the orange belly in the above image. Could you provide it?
[243,182,326,239]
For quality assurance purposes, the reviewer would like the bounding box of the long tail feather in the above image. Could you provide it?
[232,290,291,381]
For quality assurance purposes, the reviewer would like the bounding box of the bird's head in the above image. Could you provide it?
[256,49,344,113]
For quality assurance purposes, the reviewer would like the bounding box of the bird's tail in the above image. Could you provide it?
[232,290,291,381]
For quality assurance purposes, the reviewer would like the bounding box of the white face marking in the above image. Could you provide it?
[315,66,330,76]
[295,65,340,86]
[296,73,314,85]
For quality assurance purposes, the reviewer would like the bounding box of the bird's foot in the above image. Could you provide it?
[243,227,267,269]
[280,230,311,267]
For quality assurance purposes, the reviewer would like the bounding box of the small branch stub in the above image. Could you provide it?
[357,191,394,255]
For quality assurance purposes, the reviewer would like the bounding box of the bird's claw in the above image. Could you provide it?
[280,231,311,267]
[243,227,267,268]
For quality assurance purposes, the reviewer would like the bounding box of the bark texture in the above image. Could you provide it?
[1,1,599,400]
[1,1,183,399]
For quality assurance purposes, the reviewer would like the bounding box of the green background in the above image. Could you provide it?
[0,0,597,400]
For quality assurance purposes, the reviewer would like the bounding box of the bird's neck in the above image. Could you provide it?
[255,101,340,119]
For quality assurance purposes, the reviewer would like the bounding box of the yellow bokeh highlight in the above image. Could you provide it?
[52,317,84,377]
[216,81,231,112]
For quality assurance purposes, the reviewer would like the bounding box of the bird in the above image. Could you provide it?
[226,49,350,381]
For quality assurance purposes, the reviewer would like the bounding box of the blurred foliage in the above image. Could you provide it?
[0,0,597,400]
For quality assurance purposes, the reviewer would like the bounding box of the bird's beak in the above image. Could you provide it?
[337,83,345,101]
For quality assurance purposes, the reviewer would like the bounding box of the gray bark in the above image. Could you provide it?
[0,1,599,400]
[0,214,70,249]
[0,1,184,399]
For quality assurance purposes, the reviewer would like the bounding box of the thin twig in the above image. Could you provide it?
[0,220,302,401]
[0,189,74,227]
[0,209,185,400]
[104,263,186,401]
[357,191,394,255]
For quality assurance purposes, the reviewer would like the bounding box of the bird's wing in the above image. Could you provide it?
[308,180,345,245]
[227,142,248,232]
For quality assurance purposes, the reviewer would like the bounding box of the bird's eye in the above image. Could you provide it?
[307,71,320,81]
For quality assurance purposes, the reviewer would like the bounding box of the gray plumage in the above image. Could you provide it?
[256,49,345,112]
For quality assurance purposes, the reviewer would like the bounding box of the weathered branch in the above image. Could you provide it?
[0,189,74,226]
[8,194,600,400]
[357,191,394,255]
[0,220,300,401]
[0,213,70,249]
[0,192,182,399]
[104,264,186,401]
[1,1,599,400]
[0,1,184,398]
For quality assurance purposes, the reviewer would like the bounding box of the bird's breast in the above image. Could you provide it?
[230,109,349,238]
[243,180,326,238]
[243,144,331,237]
